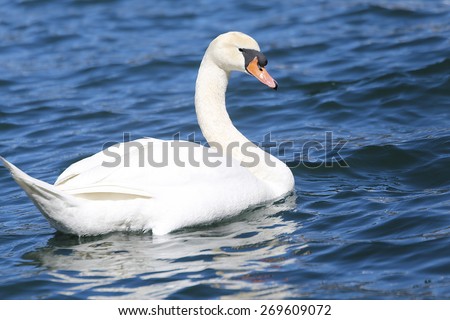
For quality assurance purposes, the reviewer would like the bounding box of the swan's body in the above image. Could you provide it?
[2,32,294,236]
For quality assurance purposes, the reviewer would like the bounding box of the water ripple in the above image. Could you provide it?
[0,0,449,299]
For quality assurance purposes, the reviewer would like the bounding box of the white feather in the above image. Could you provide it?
[2,32,294,236]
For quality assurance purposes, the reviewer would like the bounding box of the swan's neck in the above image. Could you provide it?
[195,57,248,152]
[195,56,294,196]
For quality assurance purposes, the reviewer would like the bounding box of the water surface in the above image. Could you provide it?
[0,0,449,299]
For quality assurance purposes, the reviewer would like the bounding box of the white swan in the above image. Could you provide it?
[1,32,294,236]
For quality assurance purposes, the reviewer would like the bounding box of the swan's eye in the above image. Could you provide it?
[240,48,268,71]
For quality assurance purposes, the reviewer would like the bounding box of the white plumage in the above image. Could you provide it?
[2,32,294,236]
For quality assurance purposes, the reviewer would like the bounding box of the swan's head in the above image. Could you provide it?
[206,31,278,89]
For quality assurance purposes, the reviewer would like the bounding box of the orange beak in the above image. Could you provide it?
[246,57,278,90]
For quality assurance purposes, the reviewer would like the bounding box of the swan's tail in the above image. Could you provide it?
[1,156,78,234]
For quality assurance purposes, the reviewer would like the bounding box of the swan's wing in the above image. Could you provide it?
[55,138,159,191]
[55,138,256,199]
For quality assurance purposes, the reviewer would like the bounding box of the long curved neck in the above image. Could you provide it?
[195,56,250,152]
[194,54,294,196]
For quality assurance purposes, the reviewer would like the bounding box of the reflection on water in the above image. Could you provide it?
[22,196,302,299]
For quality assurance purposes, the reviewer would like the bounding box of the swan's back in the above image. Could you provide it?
[57,138,273,202]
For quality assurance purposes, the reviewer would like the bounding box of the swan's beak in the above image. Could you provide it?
[246,57,278,90]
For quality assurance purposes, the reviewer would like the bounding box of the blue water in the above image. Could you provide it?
[1,0,449,299]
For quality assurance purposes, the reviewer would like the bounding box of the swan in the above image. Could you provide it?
[1,31,294,236]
